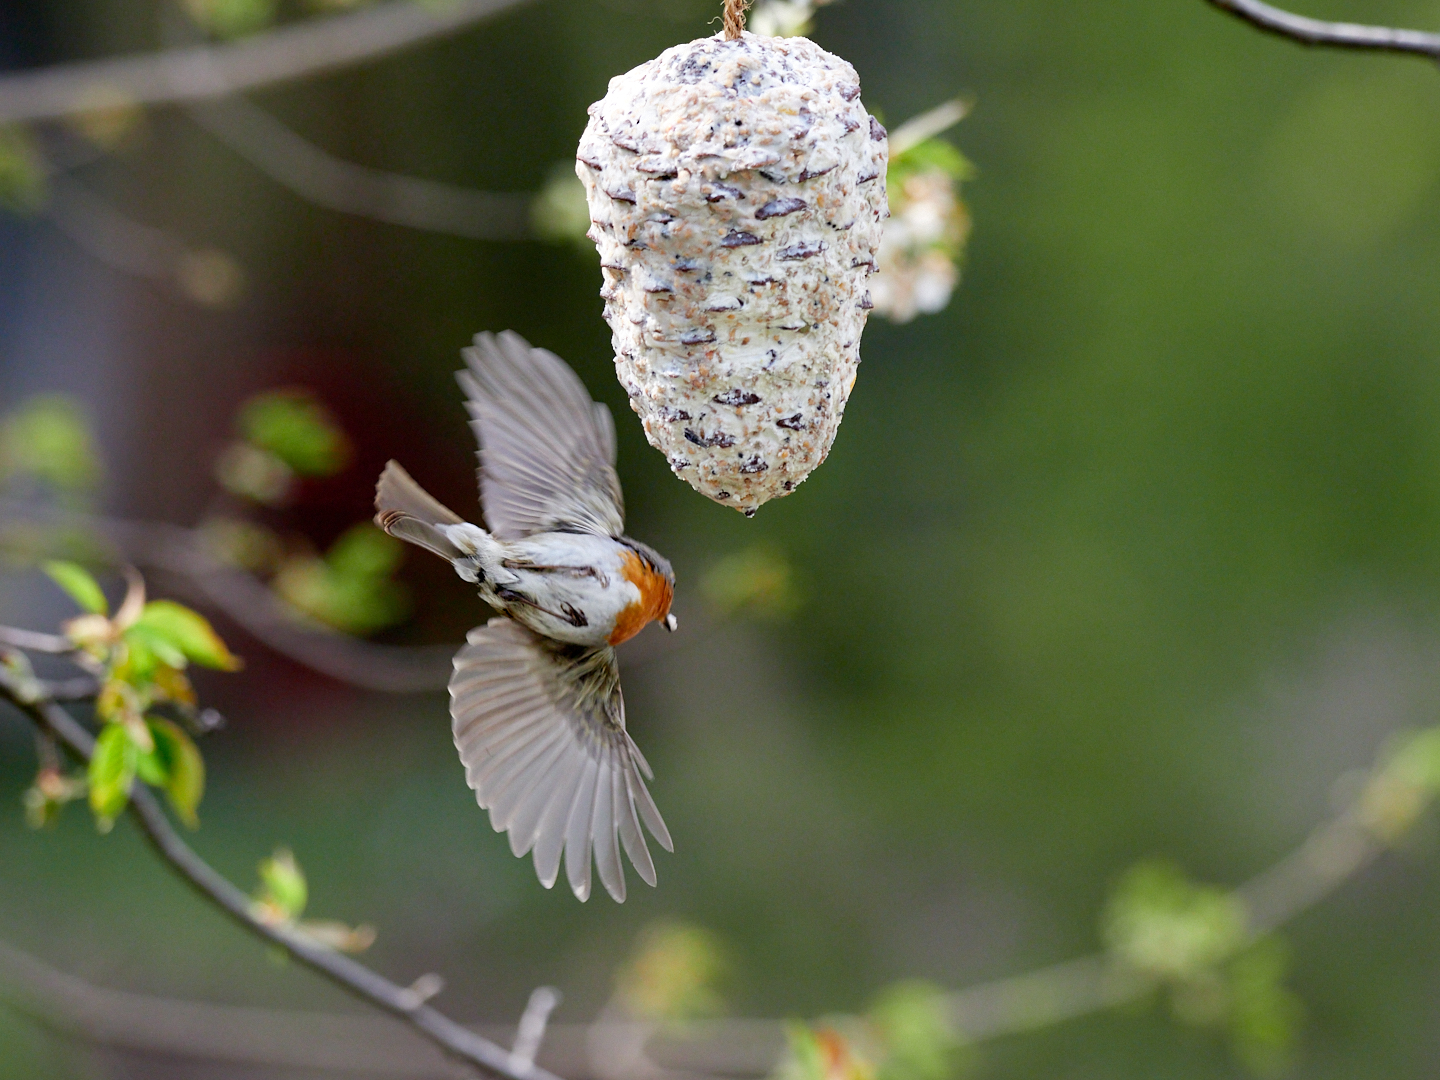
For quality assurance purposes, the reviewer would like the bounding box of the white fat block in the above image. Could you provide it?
[578,31,888,515]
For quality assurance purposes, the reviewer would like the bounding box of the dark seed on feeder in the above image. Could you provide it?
[756,197,808,220]
[714,389,761,406]
[721,229,762,247]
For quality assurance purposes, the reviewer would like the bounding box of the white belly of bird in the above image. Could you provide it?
[485,532,644,647]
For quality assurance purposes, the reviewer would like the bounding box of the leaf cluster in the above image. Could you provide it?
[43,561,240,830]
[1103,861,1301,1074]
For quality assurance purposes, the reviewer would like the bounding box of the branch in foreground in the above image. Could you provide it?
[1205,0,1440,58]
[0,674,560,1080]
[0,0,534,126]
[0,642,1420,1079]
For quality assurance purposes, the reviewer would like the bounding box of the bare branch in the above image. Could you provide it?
[1204,0,1440,59]
[510,988,562,1073]
[0,675,562,1080]
[44,172,188,280]
[0,0,535,126]
[0,625,73,654]
[185,96,533,241]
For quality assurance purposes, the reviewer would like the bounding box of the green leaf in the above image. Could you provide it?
[890,138,975,184]
[43,560,108,615]
[615,921,726,1022]
[531,163,593,247]
[237,390,350,477]
[1227,938,1303,1075]
[272,529,410,637]
[147,718,205,828]
[1102,860,1247,981]
[182,0,278,38]
[700,546,801,621]
[0,396,102,492]
[0,125,46,214]
[870,980,965,1080]
[88,724,137,827]
[128,601,241,671]
[257,848,308,920]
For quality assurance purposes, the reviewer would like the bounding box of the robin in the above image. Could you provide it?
[375,331,676,902]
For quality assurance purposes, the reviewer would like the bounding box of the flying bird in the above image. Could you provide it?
[374,331,676,902]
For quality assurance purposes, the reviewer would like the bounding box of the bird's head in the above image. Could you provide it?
[618,537,677,634]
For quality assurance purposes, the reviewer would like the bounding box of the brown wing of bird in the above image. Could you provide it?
[457,330,626,540]
[449,617,672,902]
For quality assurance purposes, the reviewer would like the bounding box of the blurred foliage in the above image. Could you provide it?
[1103,861,1300,1074]
[272,524,409,635]
[182,0,277,39]
[532,163,593,247]
[253,847,308,923]
[0,125,45,215]
[777,1023,875,1080]
[68,90,145,152]
[615,921,727,1022]
[1356,726,1440,842]
[175,248,247,309]
[0,396,103,497]
[872,134,973,324]
[1103,861,1246,983]
[236,389,351,481]
[198,516,287,575]
[749,0,837,38]
[217,388,349,505]
[868,981,966,1080]
[701,544,801,620]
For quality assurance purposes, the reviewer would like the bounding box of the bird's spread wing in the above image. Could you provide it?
[458,331,625,540]
[449,618,671,902]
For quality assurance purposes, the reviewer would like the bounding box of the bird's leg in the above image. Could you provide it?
[495,588,589,628]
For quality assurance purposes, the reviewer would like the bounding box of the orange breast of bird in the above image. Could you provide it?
[609,550,673,646]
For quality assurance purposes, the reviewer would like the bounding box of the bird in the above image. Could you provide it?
[374,330,677,902]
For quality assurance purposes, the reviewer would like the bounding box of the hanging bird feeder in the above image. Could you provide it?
[577,0,888,515]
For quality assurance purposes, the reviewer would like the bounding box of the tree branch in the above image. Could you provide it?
[0,675,561,1080]
[1204,0,1440,59]
[185,96,533,241]
[0,0,535,126]
[2,499,456,692]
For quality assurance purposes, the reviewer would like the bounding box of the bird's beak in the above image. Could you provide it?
[663,613,678,632]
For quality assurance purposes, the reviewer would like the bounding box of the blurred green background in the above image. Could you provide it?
[6,0,1440,1076]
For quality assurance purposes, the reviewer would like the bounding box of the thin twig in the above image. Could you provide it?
[510,988,562,1074]
[1204,0,1440,58]
[0,625,73,654]
[185,97,533,241]
[0,677,561,1080]
[0,0,535,126]
[45,172,185,280]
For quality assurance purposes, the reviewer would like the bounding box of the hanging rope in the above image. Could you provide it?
[723,0,749,39]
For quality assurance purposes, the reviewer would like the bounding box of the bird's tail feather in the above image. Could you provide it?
[377,510,465,562]
[375,460,466,526]
[375,461,467,562]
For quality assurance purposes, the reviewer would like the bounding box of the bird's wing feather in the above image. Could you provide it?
[458,331,625,540]
[449,618,668,902]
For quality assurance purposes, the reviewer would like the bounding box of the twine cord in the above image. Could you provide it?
[723,0,749,39]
